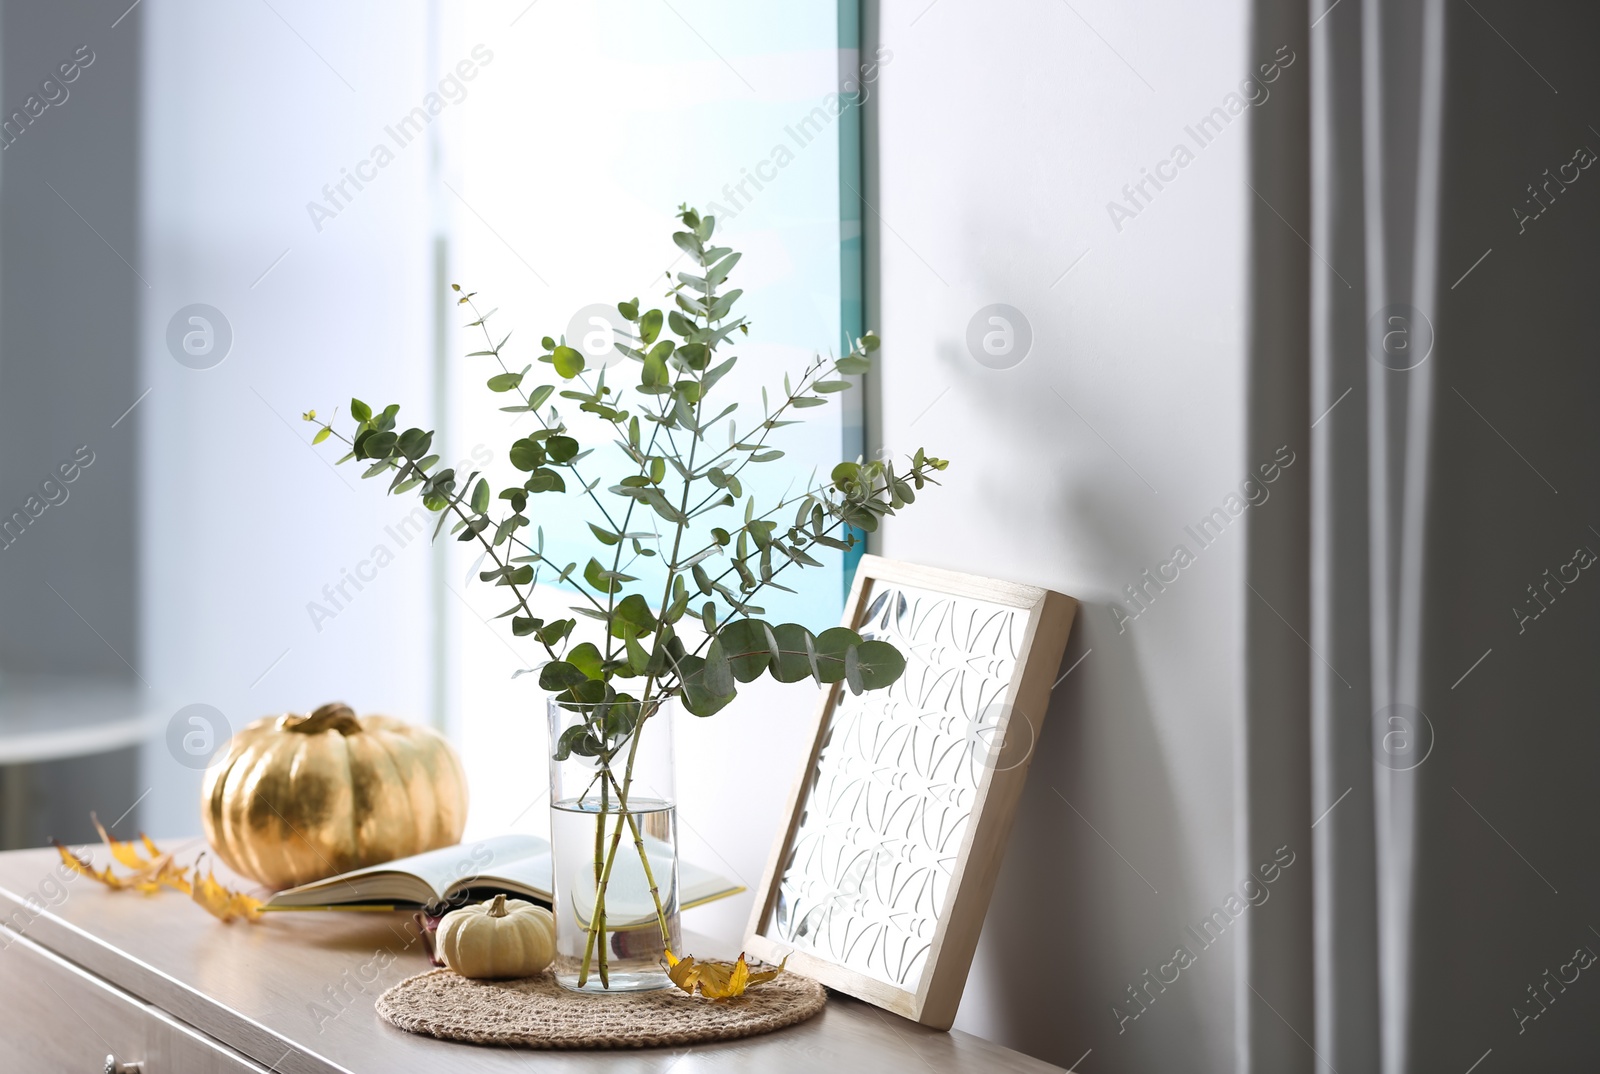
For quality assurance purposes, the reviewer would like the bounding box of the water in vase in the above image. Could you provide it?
[550,795,680,991]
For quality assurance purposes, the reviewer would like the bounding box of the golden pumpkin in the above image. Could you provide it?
[437,894,556,979]
[201,702,468,890]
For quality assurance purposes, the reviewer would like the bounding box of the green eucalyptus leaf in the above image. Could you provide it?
[667,310,696,339]
[708,290,742,321]
[704,638,736,697]
[552,345,584,378]
[639,309,664,345]
[768,623,816,683]
[553,724,588,761]
[563,678,608,706]
[642,353,668,389]
[705,251,741,285]
[716,618,775,682]
[538,619,575,647]
[625,635,651,675]
[510,438,545,472]
[672,231,702,259]
[398,428,433,459]
[539,661,587,691]
[526,467,566,493]
[675,653,735,717]
[848,639,906,693]
[363,430,397,459]
[583,558,621,595]
[811,626,860,684]
[610,593,658,639]
[568,642,604,680]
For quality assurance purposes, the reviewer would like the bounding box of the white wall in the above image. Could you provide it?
[865,1,1269,1069]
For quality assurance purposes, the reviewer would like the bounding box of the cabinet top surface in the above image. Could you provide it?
[0,844,1060,1074]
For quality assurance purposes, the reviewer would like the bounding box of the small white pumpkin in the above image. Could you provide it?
[437,894,556,979]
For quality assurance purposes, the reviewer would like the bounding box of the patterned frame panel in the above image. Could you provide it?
[745,555,1077,1027]
[768,579,1023,988]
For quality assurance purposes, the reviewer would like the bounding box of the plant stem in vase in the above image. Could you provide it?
[549,696,680,992]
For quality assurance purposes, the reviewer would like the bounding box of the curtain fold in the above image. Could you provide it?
[1311,1,1447,1071]
[1306,0,1600,1070]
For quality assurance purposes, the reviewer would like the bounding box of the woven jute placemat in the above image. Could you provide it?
[376,968,827,1049]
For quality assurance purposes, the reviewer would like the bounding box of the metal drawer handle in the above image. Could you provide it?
[104,1056,144,1074]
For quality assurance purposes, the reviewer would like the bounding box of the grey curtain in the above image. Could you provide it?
[1310,0,1442,1069]
[1302,1,1600,1072]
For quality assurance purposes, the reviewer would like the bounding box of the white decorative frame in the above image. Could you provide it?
[744,555,1078,1029]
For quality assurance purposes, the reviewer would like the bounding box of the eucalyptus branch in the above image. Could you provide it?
[685,352,831,500]
[668,479,832,573]
[678,456,946,676]
[307,204,947,992]
[457,292,626,535]
[502,534,610,615]
[598,348,701,670]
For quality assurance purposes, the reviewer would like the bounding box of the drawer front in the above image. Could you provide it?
[0,926,265,1073]
[147,1009,272,1073]
[0,926,149,1072]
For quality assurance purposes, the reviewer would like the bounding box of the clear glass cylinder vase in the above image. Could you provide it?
[547,695,680,992]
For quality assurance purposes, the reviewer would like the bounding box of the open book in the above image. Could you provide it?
[263,833,743,912]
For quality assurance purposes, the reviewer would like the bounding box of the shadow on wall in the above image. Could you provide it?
[967,615,1212,1071]
[894,195,1249,1070]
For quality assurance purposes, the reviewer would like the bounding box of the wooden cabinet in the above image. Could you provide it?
[0,845,1061,1073]
[0,929,265,1073]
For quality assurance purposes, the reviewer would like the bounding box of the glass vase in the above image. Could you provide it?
[547,695,681,992]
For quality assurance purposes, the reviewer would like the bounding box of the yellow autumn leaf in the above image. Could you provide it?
[55,841,131,890]
[55,840,177,894]
[91,812,155,871]
[700,955,750,999]
[747,956,788,987]
[191,858,262,923]
[54,818,258,924]
[137,854,193,896]
[663,949,785,999]
[663,948,701,994]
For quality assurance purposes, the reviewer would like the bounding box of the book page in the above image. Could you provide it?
[406,834,548,898]
[456,847,553,902]
[272,834,548,904]
[454,835,740,907]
